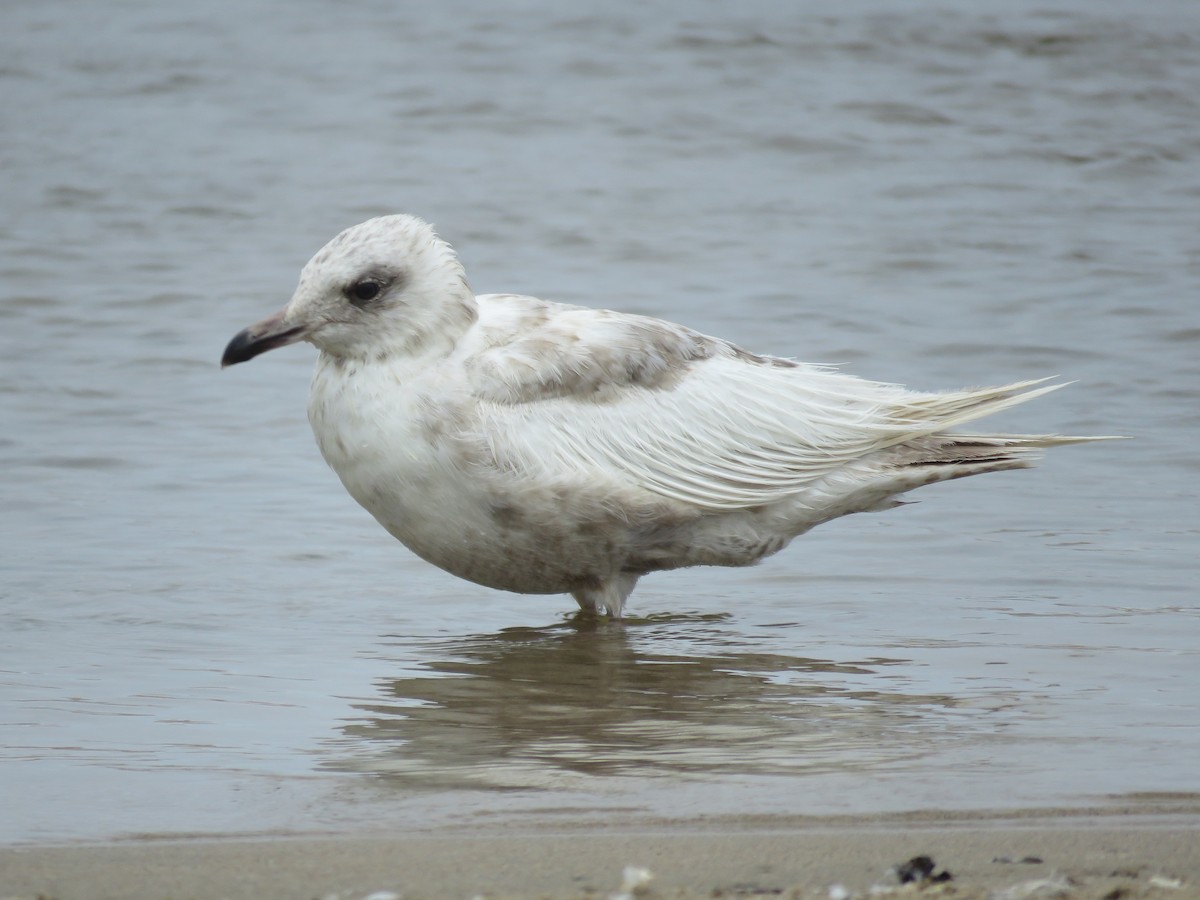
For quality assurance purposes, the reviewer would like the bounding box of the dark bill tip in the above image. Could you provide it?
[221,320,307,368]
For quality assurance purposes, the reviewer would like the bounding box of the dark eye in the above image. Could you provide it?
[347,279,382,305]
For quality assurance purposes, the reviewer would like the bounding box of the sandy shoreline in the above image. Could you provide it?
[3,807,1199,900]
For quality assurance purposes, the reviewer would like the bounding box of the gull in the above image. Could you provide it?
[222,214,1109,619]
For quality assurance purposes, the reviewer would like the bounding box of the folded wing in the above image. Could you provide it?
[465,304,1067,511]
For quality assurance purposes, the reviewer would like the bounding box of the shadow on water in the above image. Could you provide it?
[321,613,975,792]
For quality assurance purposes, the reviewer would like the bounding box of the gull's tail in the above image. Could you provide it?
[807,379,1124,518]
[891,430,1115,475]
[876,377,1124,489]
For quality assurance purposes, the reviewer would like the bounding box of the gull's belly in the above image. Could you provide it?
[335,456,624,593]
[309,369,620,593]
[355,473,613,594]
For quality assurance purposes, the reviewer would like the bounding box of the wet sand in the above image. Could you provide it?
[4,808,1198,900]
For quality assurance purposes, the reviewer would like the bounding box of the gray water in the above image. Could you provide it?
[2,0,1198,846]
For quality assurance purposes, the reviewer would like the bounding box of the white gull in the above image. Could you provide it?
[222,214,1109,619]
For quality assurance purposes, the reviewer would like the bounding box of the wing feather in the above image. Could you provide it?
[465,302,1065,510]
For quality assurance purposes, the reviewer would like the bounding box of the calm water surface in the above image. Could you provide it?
[2,0,1198,844]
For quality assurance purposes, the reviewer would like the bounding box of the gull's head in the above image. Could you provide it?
[221,214,475,367]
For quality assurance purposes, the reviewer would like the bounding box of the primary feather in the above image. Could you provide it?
[222,214,1114,619]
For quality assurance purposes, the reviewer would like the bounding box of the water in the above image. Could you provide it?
[2,0,1198,845]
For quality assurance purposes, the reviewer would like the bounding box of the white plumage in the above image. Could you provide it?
[222,214,1110,618]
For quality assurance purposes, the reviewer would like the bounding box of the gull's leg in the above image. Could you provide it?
[570,573,640,619]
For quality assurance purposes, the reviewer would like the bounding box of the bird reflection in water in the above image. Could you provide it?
[324,614,967,792]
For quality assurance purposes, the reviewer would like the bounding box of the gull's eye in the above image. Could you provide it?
[347,279,383,306]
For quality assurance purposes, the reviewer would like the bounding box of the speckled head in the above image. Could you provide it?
[222,215,477,367]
